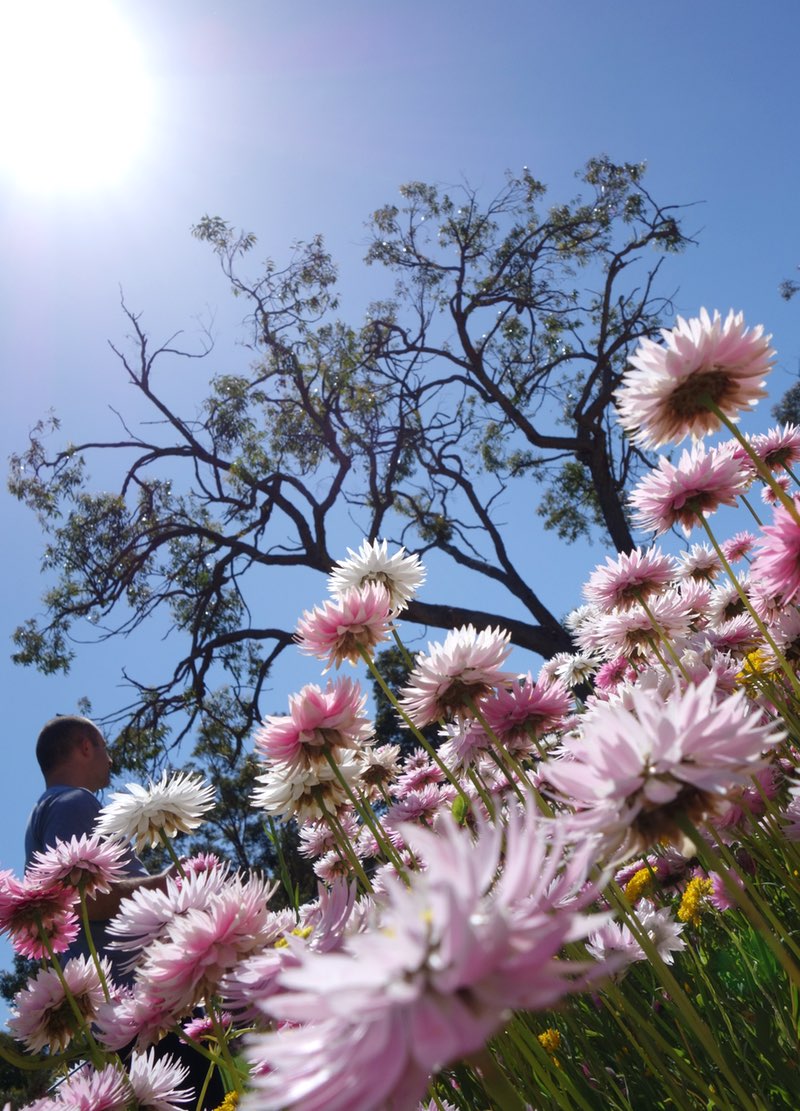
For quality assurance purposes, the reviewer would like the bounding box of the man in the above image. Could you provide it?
[24,714,173,985]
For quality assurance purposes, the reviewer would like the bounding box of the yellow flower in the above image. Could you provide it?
[212,1094,239,1111]
[677,876,713,926]
[625,867,654,902]
[538,1028,561,1054]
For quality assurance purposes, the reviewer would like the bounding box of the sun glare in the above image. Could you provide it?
[0,0,154,193]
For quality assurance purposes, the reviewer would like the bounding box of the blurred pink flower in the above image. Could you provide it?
[295,583,392,669]
[245,807,609,1109]
[399,625,514,726]
[751,502,800,604]
[629,442,747,536]
[720,530,757,563]
[616,308,774,448]
[0,873,78,960]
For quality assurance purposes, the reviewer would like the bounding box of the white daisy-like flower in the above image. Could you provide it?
[127,1048,192,1110]
[328,538,426,612]
[95,771,215,851]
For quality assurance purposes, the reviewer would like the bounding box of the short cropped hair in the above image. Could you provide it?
[36,715,102,777]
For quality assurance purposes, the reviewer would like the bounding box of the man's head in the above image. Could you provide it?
[36,715,112,791]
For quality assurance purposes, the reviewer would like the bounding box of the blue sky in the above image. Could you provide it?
[1,0,799,1001]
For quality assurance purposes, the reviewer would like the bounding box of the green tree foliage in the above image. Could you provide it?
[8,158,690,866]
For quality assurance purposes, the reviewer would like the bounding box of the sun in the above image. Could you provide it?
[0,0,154,194]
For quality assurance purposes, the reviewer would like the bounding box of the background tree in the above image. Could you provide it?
[8,157,690,868]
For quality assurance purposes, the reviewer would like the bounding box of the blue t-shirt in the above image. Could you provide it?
[25,785,148,986]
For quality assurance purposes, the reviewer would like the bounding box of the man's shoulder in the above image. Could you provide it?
[25,785,102,864]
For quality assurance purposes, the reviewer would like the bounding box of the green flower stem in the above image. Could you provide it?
[679,815,800,982]
[391,626,416,670]
[635,593,692,681]
[77,884,111,1002]
[265,815,301,920]
[358,644,471,808]
[467,697,557,817]
[464,764,496,820]
[208,999,245,1088]
[158,828,188,879]
[505,1017,595,1111]
[696,514,800,700]
[322,749,408,879]
[39,926,107,1071]
[604,881,760,1111]
[466,1047,528,1111]
[316,792,373,893]
[739,492,764,526]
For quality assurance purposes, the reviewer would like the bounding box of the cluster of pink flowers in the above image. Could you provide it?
[6,310,800,1108]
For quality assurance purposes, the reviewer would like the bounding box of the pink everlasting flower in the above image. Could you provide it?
[678,543,721,582]
[251,749,362,822]
[27,832,130,898]
[255,677,372,767]
[399,625,514,726]
[584,547,678,611]
[547,672,782,850]
[481,673,572,745]
[95,770,216,851]
[629,441,748,536]
[615,308,774,449]
[55,1063,132,1110]
[295,583,392,669]
[9,955,110,1053]
[750,502,800,604]
[245,807,610,1110]
[721,530,757,563]
[751,423,800,471]
[0,873,78,960]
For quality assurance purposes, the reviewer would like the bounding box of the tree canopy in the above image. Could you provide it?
[9,156,690,865]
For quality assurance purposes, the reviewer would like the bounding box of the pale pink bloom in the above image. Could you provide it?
[716,764,781,829]
[55,1063,132,1110]
[707,615,760,653]
[678,578,713,625]
[751,423,800,471]
[586,919,645,974]
[386,783,445,825]
[399,625,514,726]
[95,770,215,851]
[706,578,748,627]
[314,849,355,883]
[751,502,800,604]
[632,900,686,964]
[593,590,693,660]
[95,983,183,1050]
[9,955,110,1052]
[218,947,297,1023]
[107,865,229,957]
[594,657,637,695]
[295,583,392,669]
[395,752,444,793]
[179,851,224,876]
[708,869,744,911]
[760,472,791,506]
[584,547,677,611]
[255,677,373,767]
[181,1011,232,1043]
[760,607,800,670]
[721,530,757,563]
[27,832,129,898]
[678,543,721,582]
[615,308,774,448]
[137,873,277,1012]
[782,782,800,841]
[437,720,492,768]
[127,1049,193,1110]
[357,743,401,796]
[251,749,361,822]
[482,673,571,744]
[246,807,609,1110]
[629,441,748,536]
[328,539,426,612]
[547,672,782,849]
[0,873,78,960]
[298,813,360,859]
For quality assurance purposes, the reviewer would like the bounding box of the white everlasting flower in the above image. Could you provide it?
[95,771,215,850]
[328,538,426,612]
